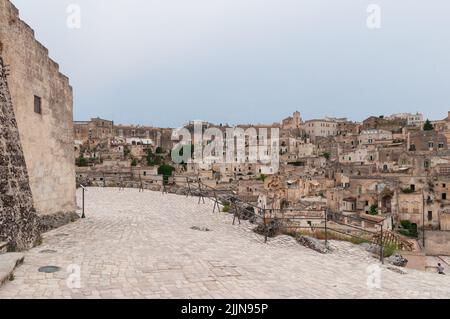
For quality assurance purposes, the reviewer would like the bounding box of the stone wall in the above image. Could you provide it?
[424,231,450,256]
[0,56,40,251]
[0,0,77,222]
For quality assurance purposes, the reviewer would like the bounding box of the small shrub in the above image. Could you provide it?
[383,243,399,258]
[35,236,43,246]
[75,155,88,167]
[369,205,378,216]
[401,220,412,229]
[321,152,331,160]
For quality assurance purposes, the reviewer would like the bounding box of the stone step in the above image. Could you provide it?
[0,253,25,287]
[0,242,8,254]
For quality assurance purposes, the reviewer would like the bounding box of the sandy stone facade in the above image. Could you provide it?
[0,0,76,224]
[0,57,40,251]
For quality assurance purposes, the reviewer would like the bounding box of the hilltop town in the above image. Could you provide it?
[74,111,450,256]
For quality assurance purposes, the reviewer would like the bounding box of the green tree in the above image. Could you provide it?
[131,159,138,167]
[155,147,164,154]
[76,155,88,167]
[158,164,175,184]
[369,205,378,216]
[321,152,331,160]
[423,119,434,131]
[123,146,131,157]
[257,174,267,182]
[146,148,162,166]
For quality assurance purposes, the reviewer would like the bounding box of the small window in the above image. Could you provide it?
[34,96,42,114]
[428,211,433,221]
[442,193,447,200]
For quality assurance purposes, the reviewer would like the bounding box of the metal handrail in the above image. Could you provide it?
[80,173,389,263]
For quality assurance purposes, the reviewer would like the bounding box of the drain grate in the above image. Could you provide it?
[39,249,57,254]
[38,266,61,273]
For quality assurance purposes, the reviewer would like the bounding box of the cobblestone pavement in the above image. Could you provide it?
[1,188,449,299]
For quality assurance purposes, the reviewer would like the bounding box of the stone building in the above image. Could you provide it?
[358,129,393,146]
[408,130,447,152]
[303,119,338,141]
[74,117,114,141]
[0,0,77,227]
[387,112,424,127]
[281,111,302,130]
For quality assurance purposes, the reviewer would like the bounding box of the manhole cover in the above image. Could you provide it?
[39,249,57,254]
[38,266,61,273]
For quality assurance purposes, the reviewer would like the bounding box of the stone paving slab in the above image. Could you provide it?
[0,188,450,299]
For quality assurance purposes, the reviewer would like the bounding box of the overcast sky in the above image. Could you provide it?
[11,0,450,127]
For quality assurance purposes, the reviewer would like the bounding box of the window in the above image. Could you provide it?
[429,142,434,149]
[442,193,447,200]
[34,95,42,114]
[439,143,444,149]
[428,211,433,221]
[410,184,415,192]
[443,184,447,188]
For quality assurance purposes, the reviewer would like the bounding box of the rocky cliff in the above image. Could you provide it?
[0,56,40,251]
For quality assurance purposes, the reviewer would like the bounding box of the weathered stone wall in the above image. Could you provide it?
[0,56,40,251]
[424,231,450,256]
[0,0,76,222]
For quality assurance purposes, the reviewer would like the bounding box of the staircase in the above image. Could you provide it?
[372,231,415,251]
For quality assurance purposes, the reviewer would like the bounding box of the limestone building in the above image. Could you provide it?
[0,0,77,227]
[303,119,338,141]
